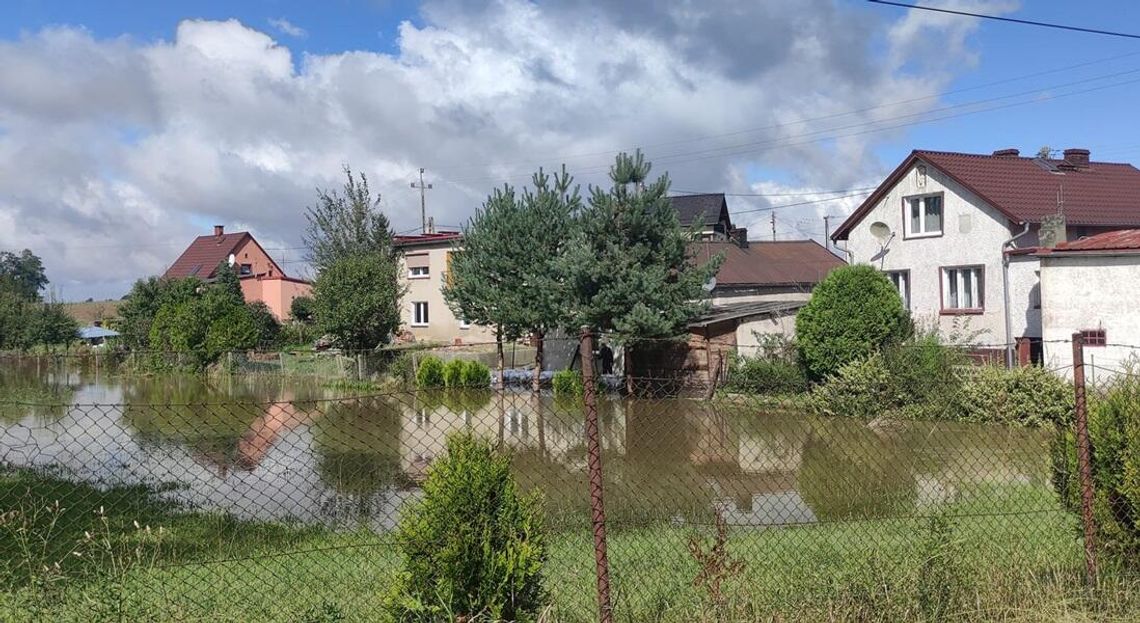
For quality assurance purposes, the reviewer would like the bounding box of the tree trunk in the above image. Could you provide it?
[496,327,506,389]
[532,330,544,393]
[624,345,634,396]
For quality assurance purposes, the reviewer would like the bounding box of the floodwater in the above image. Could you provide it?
[0,360,1055,532]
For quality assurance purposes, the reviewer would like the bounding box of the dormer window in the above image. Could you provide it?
[905,193,943,238]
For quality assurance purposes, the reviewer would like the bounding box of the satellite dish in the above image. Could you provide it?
[702,276,717,292]
[228,253,236,266]
[869,222,892,243]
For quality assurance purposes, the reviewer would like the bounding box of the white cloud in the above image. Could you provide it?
[268,18,306,39]
[0,2,999,300]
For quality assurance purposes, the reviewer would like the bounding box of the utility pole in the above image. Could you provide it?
[411,168,433,233]
[823,215,831,253]
[770,212,777,241]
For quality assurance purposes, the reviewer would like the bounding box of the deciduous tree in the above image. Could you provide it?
[312,253,403,350]
[303,166,394,273]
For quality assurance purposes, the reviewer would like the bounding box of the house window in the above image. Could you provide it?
[409,266,430,279]
[412,301,429,326]
[1080,329,1106,347]
[905,194,943,237]
[239,264,252,276]
[886,270,910,310]
[941,266,983,312]
[459,316,471,330]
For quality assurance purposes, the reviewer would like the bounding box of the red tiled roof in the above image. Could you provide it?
[834,149,1140,240]
[163,232,251,280]
[690,240,845,287]
[1037,229,1140,255]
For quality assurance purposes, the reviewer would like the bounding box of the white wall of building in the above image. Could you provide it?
[736,313,798,353]
[843,162,1032,343]
[711,289,812,306]
[398,243,497,345]
[1040,254,1140,380]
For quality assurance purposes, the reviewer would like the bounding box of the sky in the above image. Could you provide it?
[3,0,1140,300]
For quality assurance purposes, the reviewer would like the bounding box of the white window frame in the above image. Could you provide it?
[941,266,984,312]
[408,265,430,279]
[412,301,429,327]
[904,193,944,238]
[885,270,910,310]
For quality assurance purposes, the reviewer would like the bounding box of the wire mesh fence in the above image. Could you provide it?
[0,334,1138,621]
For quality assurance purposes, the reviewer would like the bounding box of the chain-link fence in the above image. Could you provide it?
[1,334,1138,621]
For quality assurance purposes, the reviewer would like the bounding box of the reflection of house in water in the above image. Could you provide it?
[188,399,313,478]
[396,393,627,480]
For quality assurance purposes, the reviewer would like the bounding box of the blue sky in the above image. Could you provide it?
[3,0,1140,299]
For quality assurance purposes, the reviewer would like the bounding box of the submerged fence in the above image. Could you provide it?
[0,333,1137,621]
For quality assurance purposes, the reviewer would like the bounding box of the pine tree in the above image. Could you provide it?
[442,185,527,385]
[560,151,721,387]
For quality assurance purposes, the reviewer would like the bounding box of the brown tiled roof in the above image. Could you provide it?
[393,231,462,248]
[690,240,845,287]
[834,149,1140,240]
[1037,229,1140,255]
[163,232,251,280]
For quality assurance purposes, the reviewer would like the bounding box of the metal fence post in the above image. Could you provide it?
[1071,332,1099,586]
[579,327,613,623]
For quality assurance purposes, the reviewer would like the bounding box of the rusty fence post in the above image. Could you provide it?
[579,327,613,623]
[1071,332,1099,586]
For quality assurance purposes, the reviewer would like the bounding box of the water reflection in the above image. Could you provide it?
[0,367,1054,532]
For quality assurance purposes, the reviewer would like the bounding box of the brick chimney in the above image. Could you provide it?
[1063,148,1090,168]
[214,225,225,237]
[992,148,1020,157]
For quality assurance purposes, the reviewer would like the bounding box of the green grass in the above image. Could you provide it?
[2,468,1139,622]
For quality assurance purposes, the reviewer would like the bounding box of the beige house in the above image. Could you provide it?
[395,232,496,345]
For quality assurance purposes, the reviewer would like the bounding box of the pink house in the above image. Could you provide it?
[163,225,312,321]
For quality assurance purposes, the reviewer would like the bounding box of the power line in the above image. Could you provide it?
[672,186,878,198]
[728,190,872,216]
[867,0,1140,40]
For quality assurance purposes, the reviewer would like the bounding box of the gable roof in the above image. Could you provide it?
[670,193,732,230]
[163,231,285,280]
[690,240,845,288]
[833,149,1140,240]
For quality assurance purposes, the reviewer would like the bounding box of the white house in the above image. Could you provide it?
[394,231,496,345]
[832,147,1140,363]
[1037,230,1140,380]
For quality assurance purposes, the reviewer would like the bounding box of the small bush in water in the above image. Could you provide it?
[552,369,584,398]
[460,359,491,388]
[727,355,808,395]
[442,358,465,388]
[387,434,547,621]
[415,355,445,389]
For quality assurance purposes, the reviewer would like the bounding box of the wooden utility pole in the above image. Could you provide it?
[770,212,777,241]
[823,215,831,253]
[411,168,433,233]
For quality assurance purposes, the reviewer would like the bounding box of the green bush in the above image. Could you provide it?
[881,332,966,407]
[415,355,446,389]
[552,369,584,399]
[959,365,1073,427]
[795,265,911,380]
[442,358,466,388]
[727,355,808,395]
[1052,371,1140,562]
[807,354,904,419]
[460,360,491,388]
[387,434,547,621]
[386,353,413,386]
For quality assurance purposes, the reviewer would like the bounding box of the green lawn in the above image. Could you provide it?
[2,469,1138,622]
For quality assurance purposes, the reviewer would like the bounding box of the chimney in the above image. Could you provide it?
[1063,148,1090,168]
[214,225,225,237]
[992,148,1020,157]
[1039,214,1068,249]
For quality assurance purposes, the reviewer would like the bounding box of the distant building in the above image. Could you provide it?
[163,225,311,321]
[393,231,496,345]
[670,193,747,242]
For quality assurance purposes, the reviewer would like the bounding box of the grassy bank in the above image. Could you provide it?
[3,468,1139,622]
